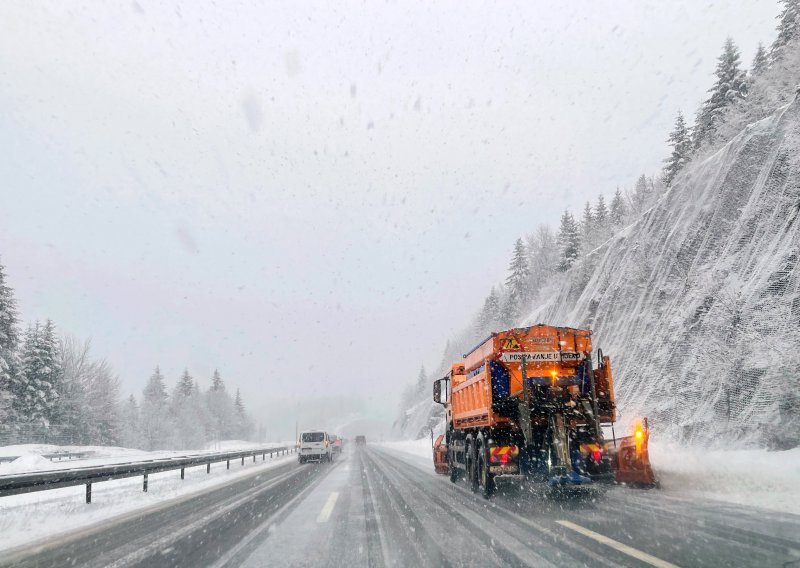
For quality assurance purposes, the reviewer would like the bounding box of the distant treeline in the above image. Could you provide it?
[0,261,255,450]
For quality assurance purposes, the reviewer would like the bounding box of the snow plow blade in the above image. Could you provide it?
[432,435,449,475]
[609,419,658,487]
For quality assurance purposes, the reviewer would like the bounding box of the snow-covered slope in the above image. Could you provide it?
[400,96,800,446]
[527,96,800,445]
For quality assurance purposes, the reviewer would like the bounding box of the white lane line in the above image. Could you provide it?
[316,491,339,523]
[556,520,680,568]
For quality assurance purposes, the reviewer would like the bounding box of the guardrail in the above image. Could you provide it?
[0,446,295,503]
[0,450,96,464]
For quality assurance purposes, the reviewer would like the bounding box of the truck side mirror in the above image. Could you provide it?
[433,377,450,405]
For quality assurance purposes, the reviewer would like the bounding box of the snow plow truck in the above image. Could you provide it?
[432,324,656,497]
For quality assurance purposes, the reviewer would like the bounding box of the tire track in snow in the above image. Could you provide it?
[371,447,628,568]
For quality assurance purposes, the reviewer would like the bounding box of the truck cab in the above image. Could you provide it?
[298,430,333,463]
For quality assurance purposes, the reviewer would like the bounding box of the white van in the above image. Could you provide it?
[298,430,333,463]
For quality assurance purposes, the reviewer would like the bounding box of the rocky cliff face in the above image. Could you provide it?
[528,96,800,446]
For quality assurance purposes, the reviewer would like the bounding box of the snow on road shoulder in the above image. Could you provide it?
[381,439,800,516]
[0,442,289,474]
[0,444,296,552]
[377,439,436,473]
[650,443,800,515]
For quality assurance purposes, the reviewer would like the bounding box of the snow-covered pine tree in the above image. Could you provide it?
[751,43,768,77]
[206,369,235,442]
[594,195,608,229]
[395,383,415,432]
[663,110,692,187]
[499,290,519,327]
[118,394,140,449]
[557,211,580,271]
[610,188,627,228]
[176,369,194,398]
[630,174,652,215]
[694,37,748,150]
[233,388,253,440]
[12,325,36,429]
[476,287,501,334]
[505,238,530,309]
[525,225,558,294]
[0,260,19,432]
[15,320,62,440]
[211,369,225,392]
[770,0,800,64]
[592,195,611,247]
[579,201,595,253]
[415,365,428,396]
[169,368,204,449]
[141,366,169,450]
[39,320,62,431]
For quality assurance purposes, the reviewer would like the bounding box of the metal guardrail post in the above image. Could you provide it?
[143,474,148,492]
[207,463,211,474]
[180,468,185,480]
[86,483,91,504]
[241,456,244,466]
[226,460,230,470]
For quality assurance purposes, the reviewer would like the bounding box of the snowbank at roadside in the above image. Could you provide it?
[650,442,800,515]
[204,440,287,451]
[380,439,432,462]
[0,443,145,459]
[0,443,296,552]
[0,441,289,474]
[381,438,800,515]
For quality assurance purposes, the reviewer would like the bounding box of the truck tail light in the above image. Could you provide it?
[490,445,519,463]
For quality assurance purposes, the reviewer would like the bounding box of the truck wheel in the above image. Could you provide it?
[466,437,478,493]
[478,443,495,498]
[449,450,460,483]
[448,446,461,483]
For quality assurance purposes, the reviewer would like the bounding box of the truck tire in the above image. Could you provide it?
[449,449,461,483]
[466,436,478,493]
[478,440,495,498]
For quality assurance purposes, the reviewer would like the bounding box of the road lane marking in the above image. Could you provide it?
[556,520,679,568]
[316,491,339,523]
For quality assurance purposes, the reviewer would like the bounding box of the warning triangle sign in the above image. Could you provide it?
[501,336,521,350]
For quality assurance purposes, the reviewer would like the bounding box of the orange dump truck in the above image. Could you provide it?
[432,324,655,496]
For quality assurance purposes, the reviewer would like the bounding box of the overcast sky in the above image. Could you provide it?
[0,1,778,438]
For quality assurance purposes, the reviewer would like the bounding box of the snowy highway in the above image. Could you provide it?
[3,446,799,568]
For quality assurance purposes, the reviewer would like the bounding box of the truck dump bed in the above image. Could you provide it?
[451,324,615,429]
